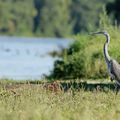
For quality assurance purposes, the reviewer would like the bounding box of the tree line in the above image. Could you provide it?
[0,0,119,37]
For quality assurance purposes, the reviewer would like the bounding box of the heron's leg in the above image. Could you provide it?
[115,83,119,95]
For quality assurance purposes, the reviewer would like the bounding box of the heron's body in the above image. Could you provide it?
[91,31,120,86]
[110,59,120,84]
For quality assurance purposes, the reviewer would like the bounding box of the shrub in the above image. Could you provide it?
[49,12,120,80]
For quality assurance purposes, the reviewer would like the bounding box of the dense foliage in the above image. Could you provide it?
[106,0,120,25]
[49,13,120,79]
[0,0,112,37]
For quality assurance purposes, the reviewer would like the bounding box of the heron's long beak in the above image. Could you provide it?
[89,32,103,35]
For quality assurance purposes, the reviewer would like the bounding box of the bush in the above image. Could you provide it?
[49,12,120,80]
[49,27,120,80]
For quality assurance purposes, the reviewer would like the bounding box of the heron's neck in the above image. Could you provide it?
[103,35,111,63]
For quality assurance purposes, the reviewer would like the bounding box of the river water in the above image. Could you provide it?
[0,36,72,80]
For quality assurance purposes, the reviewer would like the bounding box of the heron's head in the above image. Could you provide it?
[90,31,108,36]
[89,31,110,43]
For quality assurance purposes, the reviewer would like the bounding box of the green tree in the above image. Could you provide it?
[106,0,120,25]
[0,0,113,37]
[0,0,34,36]
[38,0,72,37]
[70,0,112,33]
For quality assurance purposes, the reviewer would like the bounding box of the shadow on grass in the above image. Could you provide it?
[1,79,119,93]
[60,81,120,92]
[27,80,120,92]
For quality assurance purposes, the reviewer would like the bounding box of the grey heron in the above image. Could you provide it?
[90,31,120,93]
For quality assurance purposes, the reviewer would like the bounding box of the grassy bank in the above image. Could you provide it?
[0,79,120,120]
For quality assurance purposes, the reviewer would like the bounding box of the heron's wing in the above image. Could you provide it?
[111,59,120,82]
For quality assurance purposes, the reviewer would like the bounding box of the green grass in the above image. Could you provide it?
[0,80,120,120]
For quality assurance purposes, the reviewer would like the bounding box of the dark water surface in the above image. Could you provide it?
[0,36,72,80]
